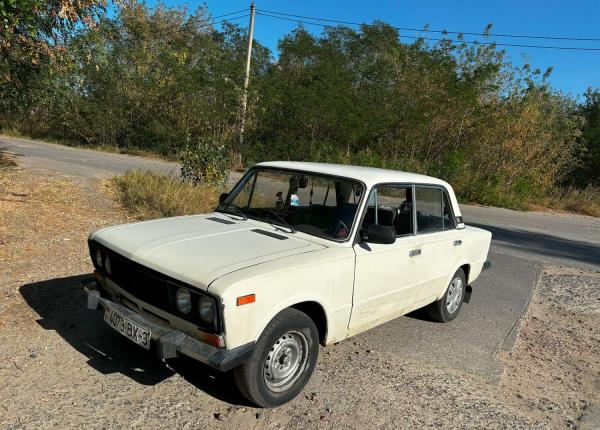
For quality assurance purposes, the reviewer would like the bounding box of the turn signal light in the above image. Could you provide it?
[236,294,256,306]
[197,331,224,348]
[93,270,106,287]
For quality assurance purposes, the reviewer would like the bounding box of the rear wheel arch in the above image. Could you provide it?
[435,262,471,301]
[460,263,471,284]
[427,267,467,322]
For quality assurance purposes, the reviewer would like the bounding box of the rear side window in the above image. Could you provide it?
[415,187,443,233]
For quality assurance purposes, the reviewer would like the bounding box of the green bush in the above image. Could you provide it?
[180,139,230,185]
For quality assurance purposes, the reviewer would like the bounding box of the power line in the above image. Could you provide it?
[113,13,250,39]
[259,8,600,43]
[256,11,600,52]
[205,9,249,21]
[179,9,248,30]
[187,13,249,30]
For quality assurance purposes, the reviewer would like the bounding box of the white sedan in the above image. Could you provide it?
[85,161,491,407]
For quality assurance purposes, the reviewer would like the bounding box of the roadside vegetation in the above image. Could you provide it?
[2,2,599,216]
[0,151,16,168]
[111,170,220,219]
[543,187,600,217]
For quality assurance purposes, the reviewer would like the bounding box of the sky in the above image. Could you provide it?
[155,0,600,98]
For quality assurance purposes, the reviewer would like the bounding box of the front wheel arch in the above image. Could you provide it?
[250,297,330,348]
[290,301,327,345]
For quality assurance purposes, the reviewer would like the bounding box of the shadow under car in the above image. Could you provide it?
[19,274,250,406]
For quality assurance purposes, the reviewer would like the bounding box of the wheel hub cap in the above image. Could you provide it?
[446,277,463,314]
[263,331,309,392]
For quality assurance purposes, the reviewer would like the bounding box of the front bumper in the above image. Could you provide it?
[84,280,254,372]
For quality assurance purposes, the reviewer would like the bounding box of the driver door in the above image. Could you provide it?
[349,185,423,336]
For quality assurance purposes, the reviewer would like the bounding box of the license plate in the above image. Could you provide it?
[104,305,151,350]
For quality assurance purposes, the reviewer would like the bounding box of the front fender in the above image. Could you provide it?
[208,247,356,350]
[250,295,330,346]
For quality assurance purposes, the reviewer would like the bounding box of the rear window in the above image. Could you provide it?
[415,187,444,233]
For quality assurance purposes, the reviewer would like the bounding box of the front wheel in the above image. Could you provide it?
[427,268,466,322]
[233,308,319,407]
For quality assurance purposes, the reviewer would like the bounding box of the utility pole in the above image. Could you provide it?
[239,1,256,147]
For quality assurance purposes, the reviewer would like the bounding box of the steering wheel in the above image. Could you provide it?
[333,219,349,239]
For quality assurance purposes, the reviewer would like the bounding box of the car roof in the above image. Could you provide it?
[255,161,449,189]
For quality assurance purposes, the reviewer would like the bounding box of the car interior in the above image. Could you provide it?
[283,176,363,239]
[361,187,413,236]
[236,170,455,240]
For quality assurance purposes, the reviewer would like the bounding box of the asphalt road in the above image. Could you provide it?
[0,136,180,178]
[3,134,599,380]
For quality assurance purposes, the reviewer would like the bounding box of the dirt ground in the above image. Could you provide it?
[1,163,599,429]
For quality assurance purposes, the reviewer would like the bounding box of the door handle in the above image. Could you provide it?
[453,240,462,246]
[409,249,421,257]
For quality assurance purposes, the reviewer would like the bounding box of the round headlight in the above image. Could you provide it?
[175,288,192,314]
[198,296,214,324]
[95,249,103,267]
[104,255,112,275]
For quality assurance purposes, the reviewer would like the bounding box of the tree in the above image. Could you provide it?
[1,5,588,208]
[9,2,272,156]
[577,88,600,186]
[0,0,107,113]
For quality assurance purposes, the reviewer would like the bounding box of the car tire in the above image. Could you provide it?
[233,308,319,408]
[427,268,466,323]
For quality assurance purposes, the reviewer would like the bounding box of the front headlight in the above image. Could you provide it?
[95,249,103,268]
[104,255,112,275]
[175,288,192,314]
[198,296,215,324]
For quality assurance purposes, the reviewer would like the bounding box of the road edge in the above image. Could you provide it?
[495,262,544,357]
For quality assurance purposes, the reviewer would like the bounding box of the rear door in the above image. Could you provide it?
[414,186,462,300]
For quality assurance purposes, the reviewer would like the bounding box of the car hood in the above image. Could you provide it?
[90,213,326,291]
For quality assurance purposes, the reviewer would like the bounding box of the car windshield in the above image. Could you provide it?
[218,168,364,241]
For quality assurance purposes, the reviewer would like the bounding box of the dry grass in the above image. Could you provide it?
[111,170,220,220]
[0,151,16,168]
[533,186,600,218]
[0,166,128,328]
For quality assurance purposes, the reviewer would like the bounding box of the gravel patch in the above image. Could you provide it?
[499,265,600,429]
[540,266,600,314]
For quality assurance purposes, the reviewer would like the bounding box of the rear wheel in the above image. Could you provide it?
[427,268,466,322]
[234,308,319,407]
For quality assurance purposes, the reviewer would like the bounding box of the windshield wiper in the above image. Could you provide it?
[254,208,296,234]
[216,202,247,220]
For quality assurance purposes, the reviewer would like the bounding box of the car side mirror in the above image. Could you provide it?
[360,224,396,244]
[219,193,229,204]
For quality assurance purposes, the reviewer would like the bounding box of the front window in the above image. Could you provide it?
[361,185,414,236]
[218,168,364,241]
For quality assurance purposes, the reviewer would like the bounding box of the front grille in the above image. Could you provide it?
[88,240,220,333]
[108,254,171,310]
